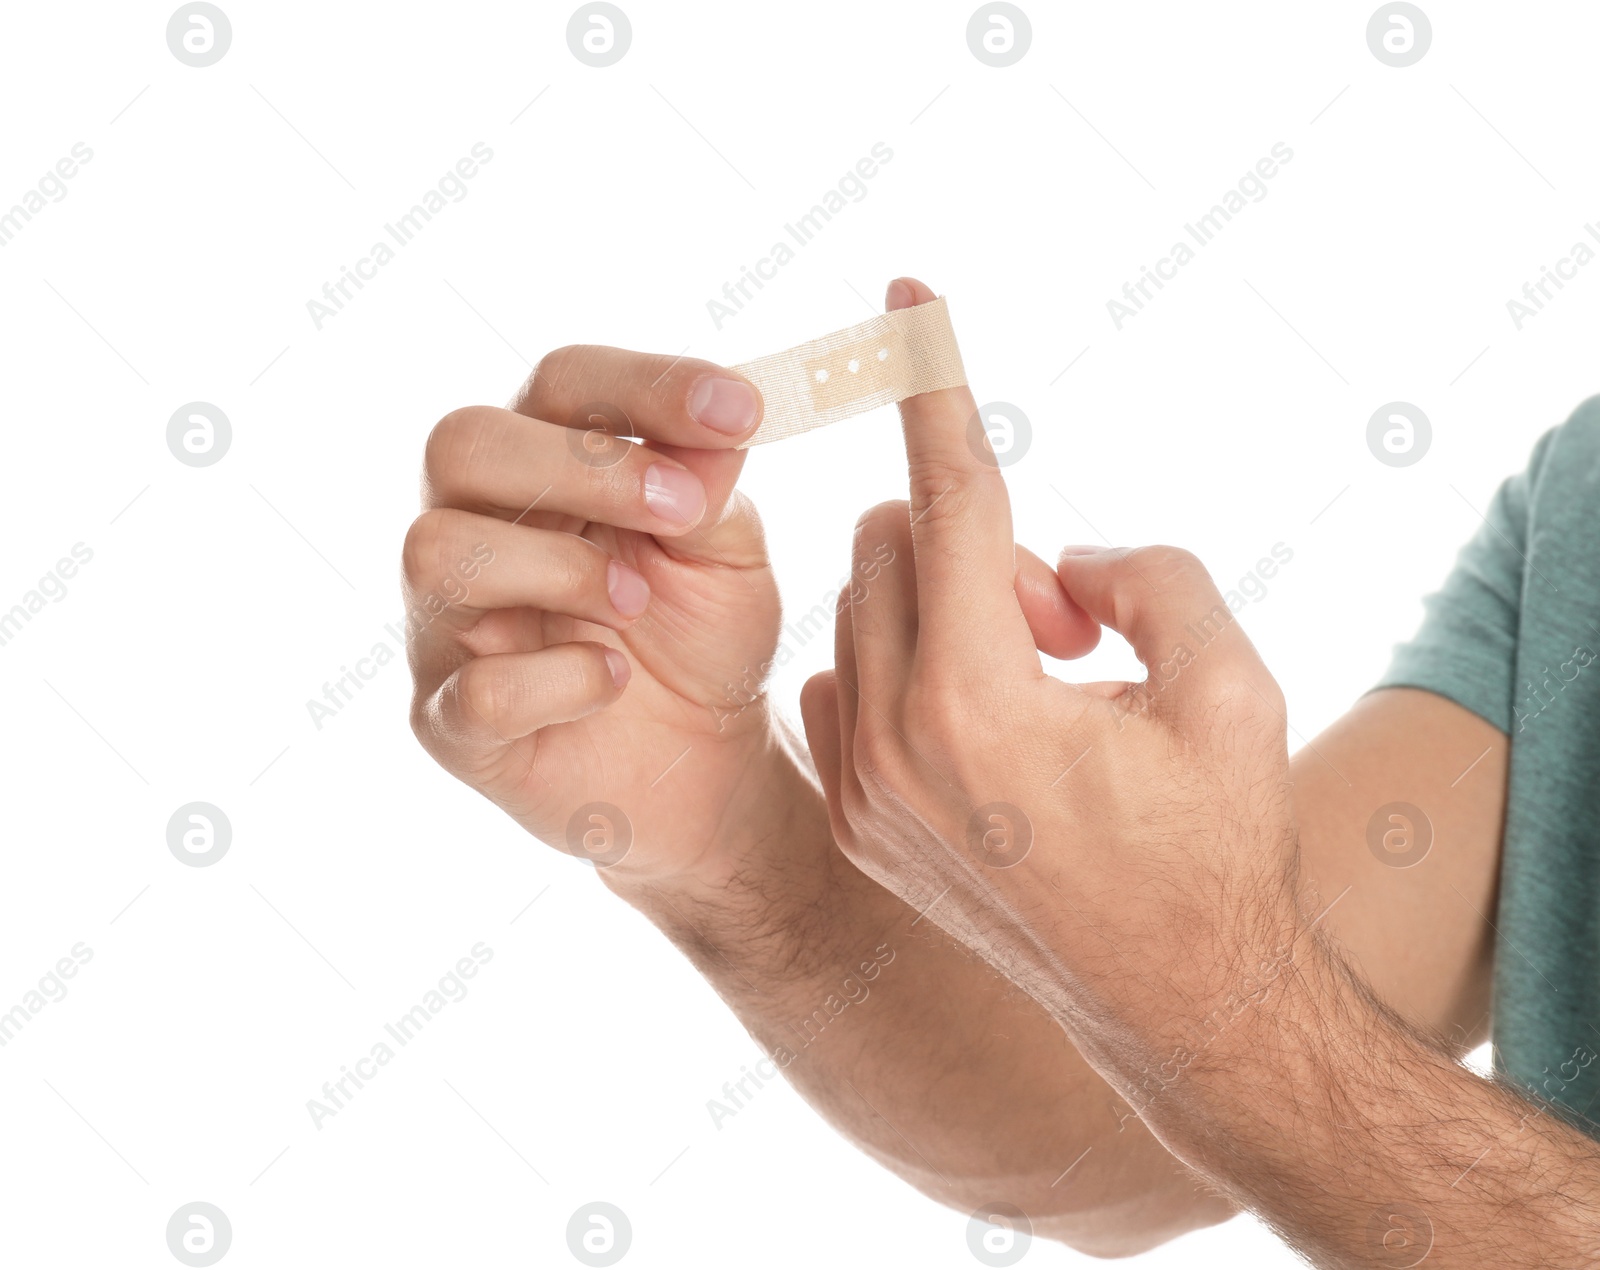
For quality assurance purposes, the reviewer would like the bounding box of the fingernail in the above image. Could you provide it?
[604,647,631,689]
[689,377,760,435]
[1059,545,1107,557]
[643,462,706,525]
[606,560,651,619]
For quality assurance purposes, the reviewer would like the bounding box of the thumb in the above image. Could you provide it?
[1016,545,1100,660]
[646,443,768,570]
[1054,545,1272,710]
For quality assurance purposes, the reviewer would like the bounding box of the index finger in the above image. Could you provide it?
[890,277,1031,662]
[512,345,764,448]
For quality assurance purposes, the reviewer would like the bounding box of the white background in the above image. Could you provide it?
[1,0,1593,1265]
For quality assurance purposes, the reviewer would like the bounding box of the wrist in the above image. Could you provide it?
[1049,872,1326,1135]
[598,711,911,993]
[598,702,834,903]
[1025,853,1307,1066]
[1123,920,1405,1177]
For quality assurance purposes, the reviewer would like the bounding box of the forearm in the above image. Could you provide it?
[602,708,1232,1254]
[1130,921,1600,1267]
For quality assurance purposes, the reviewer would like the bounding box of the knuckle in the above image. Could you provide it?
[457,658,515,730]
[1226,670,1286,720]
[852,719,904,792]
[552,646,609,706]
[549,537,606,604]
[857,722,896,780]
[837,772,877,826]
[643,361,692,422]
[1129,543,1206,584]
[424,406,490,483]
[408,694,431,745]
[408,690,451,758]
[517,346,579,419]
[851,500,908,575]
[906,460,982,530]
[1181,669,1285,745]
[1261,676,1288,715]
[583,443,637,503]
[854,499,907,538]
[402,508,467,583]
[644,355,721,424]
[532,345,578,390]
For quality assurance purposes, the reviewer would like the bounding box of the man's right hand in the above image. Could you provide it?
[403,346,788,885]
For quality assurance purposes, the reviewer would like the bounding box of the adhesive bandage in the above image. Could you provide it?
[730,296,968,447]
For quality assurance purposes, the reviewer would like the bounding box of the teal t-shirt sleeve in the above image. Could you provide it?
[1368,428,1558,733]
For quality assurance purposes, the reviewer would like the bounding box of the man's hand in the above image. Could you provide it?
[404,347,785,885]
[800,285,1600,1266]
[800,308,1302,1077]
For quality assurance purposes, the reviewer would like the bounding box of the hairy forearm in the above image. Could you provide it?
[602,709,1233,1254]
[1131,922,1600,1267]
